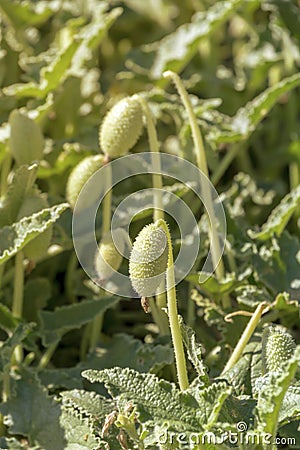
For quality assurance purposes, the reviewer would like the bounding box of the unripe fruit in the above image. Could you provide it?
[9,110,44,165]
[262,326,296,373]
[99,96,144,158]
[94,229,125,281]
[129,222,168,297]
[17,192,52,261]
[66,154,105,209]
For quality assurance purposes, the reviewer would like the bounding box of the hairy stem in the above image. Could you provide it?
[221,302,267,375]
[163,71,227,298]
[137,95,169,332]
[158,219,189,390]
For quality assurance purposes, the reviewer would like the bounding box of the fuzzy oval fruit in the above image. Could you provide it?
[129,222,168,297]
[94,229,125,281]
[9,110,44,165]
[66,154,105,209]
[99,96,144,158]
[262,326,296,373]
[17,193,52,261]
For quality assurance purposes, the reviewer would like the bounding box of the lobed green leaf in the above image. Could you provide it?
[0,203,69,265]
[248,185,300,240]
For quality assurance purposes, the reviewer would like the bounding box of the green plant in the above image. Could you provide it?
[0,1,299,449]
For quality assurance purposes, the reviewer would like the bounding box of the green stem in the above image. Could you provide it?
[80,323,91,360]
[211,144,240,185]
[186,283,196,328]
[158,219,189,390]
[89,164,112,351]
[89,313,104,352]
[136,95,164,222]
[0,151,12,197]
[0,263,5,291]
[163,71,208,175]
[12,251,24,318]
[148,297,168,335]
[101,163,113,234]
[12,251,25,364]
[65,252,78,303]
[163,71,226,292]
[2,369,10,403]
[38,341,59,369]
[221,302,267,375]
[137,95,170,333]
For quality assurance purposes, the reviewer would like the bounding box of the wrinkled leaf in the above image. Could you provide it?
[39,296,119,345]
[248,185,300,240]
[0,369,65,450]
[0,203,69,265]
[151,0,243,78]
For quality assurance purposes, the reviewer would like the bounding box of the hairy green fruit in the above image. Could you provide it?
[17,192,52,261]
[9,110,44,165]
[94,229,125,280]
[99,96,144,158]
[262,326,296,373]
[129,222,168,297]
[66,154,105,208]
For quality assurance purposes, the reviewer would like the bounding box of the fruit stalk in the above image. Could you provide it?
[163,72,226,283]
[221,302,267,375]
[158,220,189,390]
[12,251,25,363]
[89,162,112,351]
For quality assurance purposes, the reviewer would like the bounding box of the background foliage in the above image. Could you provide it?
[0,0,299,449]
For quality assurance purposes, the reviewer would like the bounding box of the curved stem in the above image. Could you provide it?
[157,219,189,390]
[221,302,267,375]
[38,341,59,369]
[163,71,227,301]
[163,71,208,176]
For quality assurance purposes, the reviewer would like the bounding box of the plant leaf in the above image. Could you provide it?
[38,334,173,391]
[150,0,243,78]
[0,163,38,227]
[0,323,35,373]
[254,346,300,436]
[82,367,201,431]
[0,369,65,450]
[248,185,300,240]
[3,40,82,98]
[39,296,119,345]
[180,320,209,382]
[0,0,58,28]
[0,203,69,265]
[209,73,300,143]
[251,231,300,299]
[0,304,20,333]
